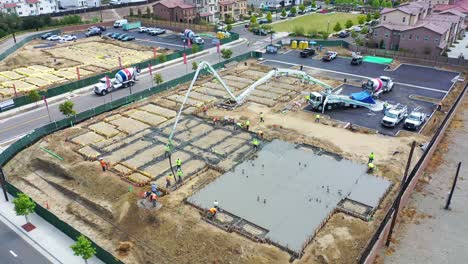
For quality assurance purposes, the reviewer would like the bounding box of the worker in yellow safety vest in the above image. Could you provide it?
[305,94,310,102]
[315,114,320,123]
[367,162,375,173]
[252,138,260,151]
[260,112,265,123]
[176,158,182,170]
[244,120,250,131]
[368,152,375,163]
[177,169,183,183]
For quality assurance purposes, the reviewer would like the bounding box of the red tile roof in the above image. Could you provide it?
[3,3,17,8]
[382,1,429,15]
[156,0,194,9]
[26,0,40,3]
[219,0,236,6]
[433,0,468,13]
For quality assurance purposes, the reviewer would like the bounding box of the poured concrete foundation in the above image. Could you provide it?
[187,140,391,255]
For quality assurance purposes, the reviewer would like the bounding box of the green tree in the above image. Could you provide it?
[366,13,372,22]
[71,235,96,264]
[154,73,163,85]
[158,54,167,63]
[325,0,330,5]
[311,0,317,8]
[191,44,199,53]
[59,101,76,117]
[137,8,142,17]
[281,8,287,17]
[373,11,380,19]
[358,15,366,24]
[226,23,233,31]
[345,19,354,28]
[250,15,257,24]
[13,193,35,224]
[361,26,369,34]
[221,48,233,59]
[0,13,21,43]
[372,0,380,7]
[192,61,198,71]
[129,8,134,16]
[290,6,297,15]
[333,22,342,32]
[146,6,151,16]
[385,1,393,7]
[351,30,358,38]
[299,4,306,12]
[28,90,41,104]
[322,32,329,40]
[266,11,273,23]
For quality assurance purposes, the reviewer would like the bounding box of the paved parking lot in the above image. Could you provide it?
[261,52,456,135]
[49,27,217,51]
[263,51,459,90]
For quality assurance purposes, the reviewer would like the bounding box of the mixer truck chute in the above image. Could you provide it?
[362,76,394,96]
[94,67,140,96]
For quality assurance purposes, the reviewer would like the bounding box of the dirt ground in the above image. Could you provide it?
[5,61,452,264]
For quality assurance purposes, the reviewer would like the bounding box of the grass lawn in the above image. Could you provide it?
[272,13,361,33]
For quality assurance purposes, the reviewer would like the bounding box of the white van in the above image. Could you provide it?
[113,19,128,28]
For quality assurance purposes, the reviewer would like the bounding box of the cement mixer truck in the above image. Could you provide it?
[94,67,140,96]
[181,29,204,44]
[362,76,394,97]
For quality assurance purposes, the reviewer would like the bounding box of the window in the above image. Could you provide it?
[424,36,429,41]
[416,35,419,40]
[29,4,33,7]
[403,17,406,23]
[402,34,405,39]
[40,7,43,10]
[434,38,439,43]
[409,34,412,39]
[374,31,378,36]
[385,33,389,38]
[18,11,22,14]
[383,16,386,21]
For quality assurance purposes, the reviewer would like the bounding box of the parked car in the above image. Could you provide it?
[252,28,267,36]
[96,26,106,32]
[300,48,316,58]
[117,34,128,40]
[382,104,408,128]
[149,28,166,36]
[322,51,337,61]
[279,14,287,19]
[105,32,114,37]
[350,54,363,65]
[86,29,101,37]
[258,18,269,24]
[47,35,62,41]
[138,27,148,33]
[338,31,350,38]
[111,32,122,38]
[121,35,135,41]
[60,35,77,42]
[191,35,204,44]
[287,12,296,17]
[351,26,362,32]
[404,107,427,130]
[41,32,54,39]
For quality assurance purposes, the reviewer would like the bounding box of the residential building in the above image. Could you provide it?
[430,0,468,14]
[219,0,247,20]
[1,0,59,16]
[371,1,465,55]
[189,0,219,23]
[58,0,101,8]
[153,0,197,23]
[247,0,303,9]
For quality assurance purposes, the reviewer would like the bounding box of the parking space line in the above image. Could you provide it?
[136,39,185,48]
[262,59,449,94]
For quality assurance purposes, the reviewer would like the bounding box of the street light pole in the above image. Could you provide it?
[327,20,330,35]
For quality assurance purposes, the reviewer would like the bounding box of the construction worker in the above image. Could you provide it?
[368,152,375,163]
[257,130,264,139]
[244,120,250,131]
[315,114,320,123]
[212,116,220,126]
[164,144,171,158]
[177,168,183,183]
[203,105,208,115]
[151,183,157,194]
[300,65,304,71]
[305,94,310,102]
[166,174,172,188]
[176,158,182,170]
[150,193,158,208]
[260,112,265,123]
[436,102,442,111]
[367,162,375,173]
[208,207,217,219]
[252,138,260,151]
[99,158,107,172]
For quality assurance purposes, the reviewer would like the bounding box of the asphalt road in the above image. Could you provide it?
[0,39,252,144]
[0,220,51,264]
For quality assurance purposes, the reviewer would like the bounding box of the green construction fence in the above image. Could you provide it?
[0,32,240,113]
[0,50,255,264]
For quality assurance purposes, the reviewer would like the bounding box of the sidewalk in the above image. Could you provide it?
[0,190,103,264]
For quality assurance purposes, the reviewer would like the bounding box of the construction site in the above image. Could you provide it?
[0,35,168,98]
[3,58,466,264]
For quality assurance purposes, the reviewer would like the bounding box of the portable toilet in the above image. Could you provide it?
[291,40,297,49]
[298,41,303,50]
[304,41,309,49]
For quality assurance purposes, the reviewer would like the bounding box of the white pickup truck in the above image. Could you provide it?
[381,104,408,128]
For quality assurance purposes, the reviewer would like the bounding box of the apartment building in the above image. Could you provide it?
[153,0,197,23]
[247,0,303,9]
[218,0,247,20]
[371,1,465,55]
[1,0,59,16]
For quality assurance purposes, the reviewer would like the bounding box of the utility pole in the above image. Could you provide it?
[445,162,462,210]
[386,141,416,246]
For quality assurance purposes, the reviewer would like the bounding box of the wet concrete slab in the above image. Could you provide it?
[188,140,391,254]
